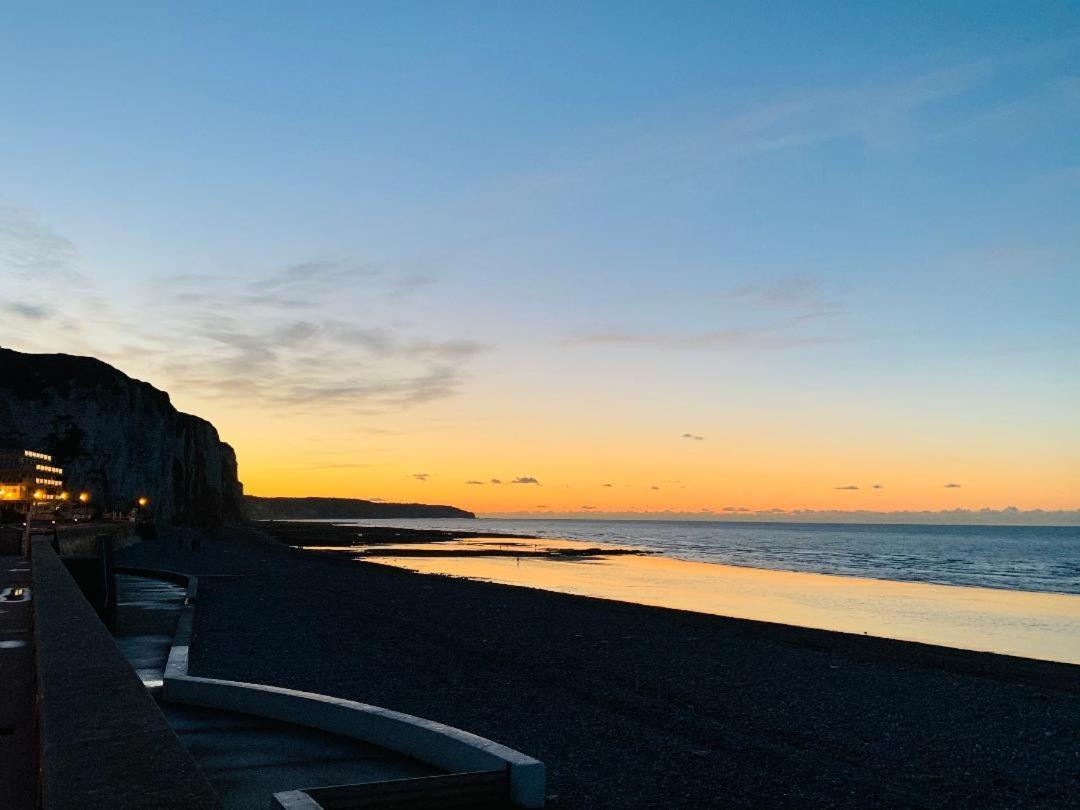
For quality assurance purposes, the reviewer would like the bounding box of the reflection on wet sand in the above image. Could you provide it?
[304,536,644,558]
[345,538,1080,665]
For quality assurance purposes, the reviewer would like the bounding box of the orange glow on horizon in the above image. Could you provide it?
[165,368,1080,520]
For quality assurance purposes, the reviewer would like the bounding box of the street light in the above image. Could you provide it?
[137,496,149,508]
[78,492,90,503]
[60,491,70,501]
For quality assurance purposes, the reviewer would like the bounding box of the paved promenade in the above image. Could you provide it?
[0,556,35,810]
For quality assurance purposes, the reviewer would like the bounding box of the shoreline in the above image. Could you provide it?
[116,524,1080,808]
[361,551,1080,666]
[279,518,1080,596]
[261,522,1080,664]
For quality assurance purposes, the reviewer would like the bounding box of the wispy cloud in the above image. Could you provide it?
[410,473,431,481]
[681,433,705,441]
[724,277,836,314]
[835,484,860,490]
[944,482,963,488]
[571,312,850,352]
[511,476,540,485]
[465,480,485,485]
[497,52,1021,208]
[3,301,51,320]
[3,244,490,413]
[0,208,82,280]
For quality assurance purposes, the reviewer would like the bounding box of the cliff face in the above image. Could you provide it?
[0,348,243,525]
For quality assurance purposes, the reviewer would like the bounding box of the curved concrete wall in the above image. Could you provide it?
[132,567,545,808]
[165,675,544,807]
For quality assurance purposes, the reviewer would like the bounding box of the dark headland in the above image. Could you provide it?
[244,495,475,520]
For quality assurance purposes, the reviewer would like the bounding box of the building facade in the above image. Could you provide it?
[0,449,65,511]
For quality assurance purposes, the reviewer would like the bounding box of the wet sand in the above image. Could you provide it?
[359,537,1080,665]
[118,524,1080,808]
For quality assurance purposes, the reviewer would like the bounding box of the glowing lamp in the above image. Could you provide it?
[33,489,46,500]
[137,497,149,507]
[78,492,90,503]
[60,491,70,501]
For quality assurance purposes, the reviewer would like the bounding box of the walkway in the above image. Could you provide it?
[0,555,36,810]
[114,573,440,810]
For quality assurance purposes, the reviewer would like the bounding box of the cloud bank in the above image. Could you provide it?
[484,507,1080,526]
[0,220,489,415]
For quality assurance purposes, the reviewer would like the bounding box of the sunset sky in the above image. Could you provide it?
[1,4,1078,516]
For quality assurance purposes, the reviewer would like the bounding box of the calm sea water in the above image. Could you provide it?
[334,518,1080,595]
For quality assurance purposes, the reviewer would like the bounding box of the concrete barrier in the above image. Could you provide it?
[146,569,545,808]
[32,544,220,809]
[166,675,544,807]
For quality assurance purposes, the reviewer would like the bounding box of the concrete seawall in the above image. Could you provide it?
[32,541,219,809]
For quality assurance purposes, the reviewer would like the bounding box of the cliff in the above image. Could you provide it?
[0,348,243,525]
[245,496,475,520]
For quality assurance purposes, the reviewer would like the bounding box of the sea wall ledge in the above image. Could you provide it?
[32,542,219,809]
[149,566,547,809]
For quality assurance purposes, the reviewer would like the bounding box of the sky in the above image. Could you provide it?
[1,2,1078,518]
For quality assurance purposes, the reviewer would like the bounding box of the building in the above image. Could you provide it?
[0,449,65,513]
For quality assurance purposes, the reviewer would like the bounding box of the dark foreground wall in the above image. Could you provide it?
[32,540,220,809]
[0,348,243,525]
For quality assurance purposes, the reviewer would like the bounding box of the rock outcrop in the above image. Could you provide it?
[0,348,243,525]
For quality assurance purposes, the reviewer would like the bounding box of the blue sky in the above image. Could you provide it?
[1,3,1077,512]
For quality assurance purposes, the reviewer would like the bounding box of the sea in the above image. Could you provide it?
[333,517,1080,595]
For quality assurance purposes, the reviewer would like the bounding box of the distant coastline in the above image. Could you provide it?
[244,495,475,520]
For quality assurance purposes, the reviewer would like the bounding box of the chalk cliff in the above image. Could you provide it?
[0,348,243,525]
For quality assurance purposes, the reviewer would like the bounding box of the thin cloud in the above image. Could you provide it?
[650,485,660,491]
[511,476,541,485]
[569,313,851,352]
[465,480,485,485]
[725,276,836,314]
[601,483,613,488]
[411,473,431,481]
[83,260,492,413]
[3,301,51,320]
[257,260,376,293]
[872,483,885,489]
[944,482,963,488]
[681,433,705,441]
[490,478,503,484]
[0,208,82,280]
[388,273,438,300]
[835,485,860,490]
